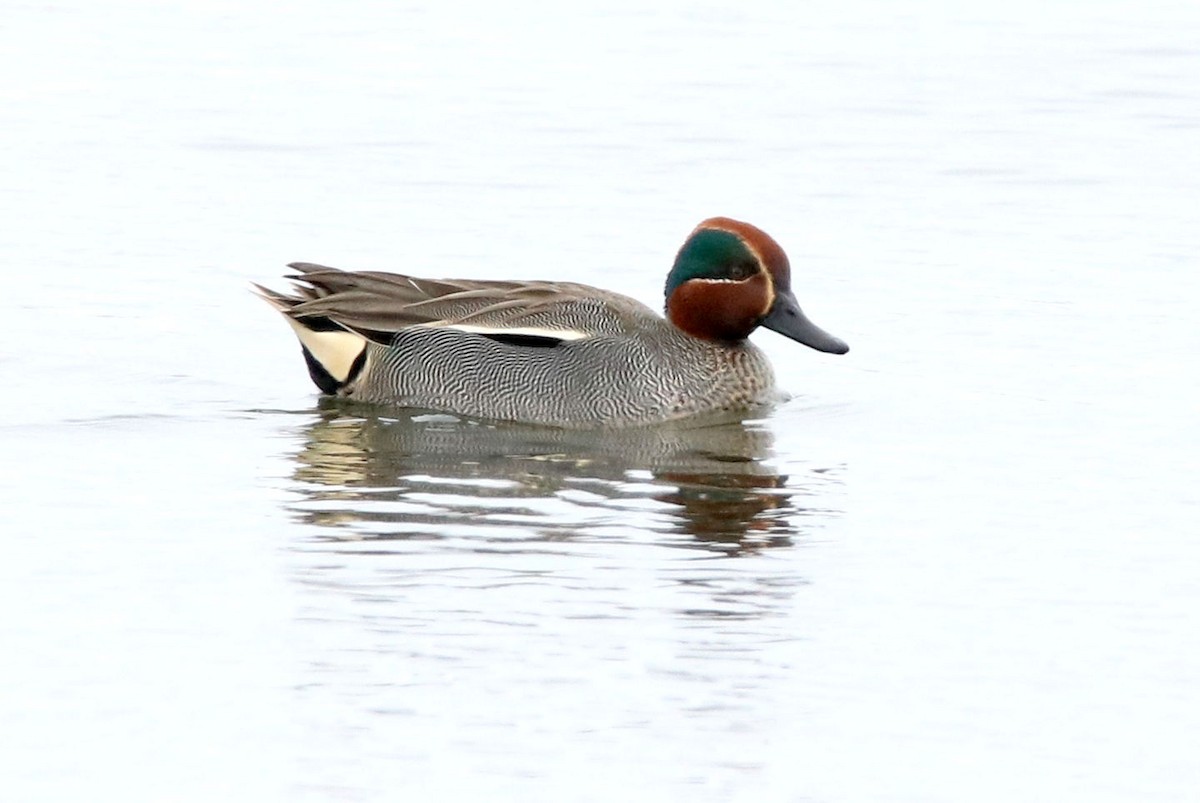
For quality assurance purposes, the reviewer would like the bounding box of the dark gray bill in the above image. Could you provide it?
[761,291,849,354]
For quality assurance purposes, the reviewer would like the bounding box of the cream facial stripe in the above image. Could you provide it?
[699,225,777,313]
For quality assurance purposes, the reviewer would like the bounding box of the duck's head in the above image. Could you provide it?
[664,217,849,354]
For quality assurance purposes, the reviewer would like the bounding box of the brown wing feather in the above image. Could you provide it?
[267,263,657,340]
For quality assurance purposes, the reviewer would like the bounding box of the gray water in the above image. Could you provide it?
[3,2,1199,800]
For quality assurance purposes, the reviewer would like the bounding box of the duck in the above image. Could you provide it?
[256,216,848,428]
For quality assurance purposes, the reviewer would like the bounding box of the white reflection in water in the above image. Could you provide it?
[286,401,844,558]
[270,405,848,798]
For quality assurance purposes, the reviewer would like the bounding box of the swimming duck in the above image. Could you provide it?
[256,217,848,427]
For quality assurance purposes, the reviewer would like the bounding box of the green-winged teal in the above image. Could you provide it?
[257,217,848,427]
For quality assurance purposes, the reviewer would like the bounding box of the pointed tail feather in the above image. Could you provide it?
[252,282,367,393]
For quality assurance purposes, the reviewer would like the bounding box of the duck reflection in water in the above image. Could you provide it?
[286,400,843,556]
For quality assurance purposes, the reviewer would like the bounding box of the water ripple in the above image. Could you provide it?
[281,402,845,558]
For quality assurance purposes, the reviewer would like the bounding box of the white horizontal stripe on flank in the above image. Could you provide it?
[421,322,591,341]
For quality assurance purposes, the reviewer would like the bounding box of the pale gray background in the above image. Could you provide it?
[2,1,1198,800]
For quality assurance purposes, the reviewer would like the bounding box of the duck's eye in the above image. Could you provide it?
[728,261,756,280]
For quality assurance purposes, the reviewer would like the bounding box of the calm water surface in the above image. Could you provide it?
[3,1,1199,800]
